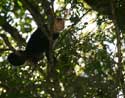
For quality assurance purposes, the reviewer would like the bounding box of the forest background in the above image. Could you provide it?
[0,0,125,98]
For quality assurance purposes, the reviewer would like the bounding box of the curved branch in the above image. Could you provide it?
[0,34,15,51]
[20,0,49,38]
[1,21,26,46]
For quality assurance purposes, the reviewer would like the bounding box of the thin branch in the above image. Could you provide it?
[0,16,26,46]
[0,34,15,51]
[0,48,10,52]
[20,0,49,37]
[110,0,125,96]
[20,0,55,69]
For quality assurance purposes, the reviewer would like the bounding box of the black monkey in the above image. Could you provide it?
[7,18,64,66]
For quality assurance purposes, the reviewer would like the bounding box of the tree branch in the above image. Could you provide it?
[0,48,10,52]
[110,0,125,96]
[0,16,26,46]
[20,0,49,37]
[0,34,15,51]
[20,0,55,64]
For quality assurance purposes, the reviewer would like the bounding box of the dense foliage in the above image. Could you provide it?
[0,0,125,98]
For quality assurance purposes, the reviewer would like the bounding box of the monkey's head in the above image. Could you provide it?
[53,18,65,32]
[7,51,26,66]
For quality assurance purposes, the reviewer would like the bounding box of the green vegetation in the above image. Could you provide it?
[0,0,125,98]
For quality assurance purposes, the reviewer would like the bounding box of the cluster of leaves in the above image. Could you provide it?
[0,0,125,98]
[84,0,125,31]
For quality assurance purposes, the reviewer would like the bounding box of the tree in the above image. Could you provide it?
[0,0,125,98]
